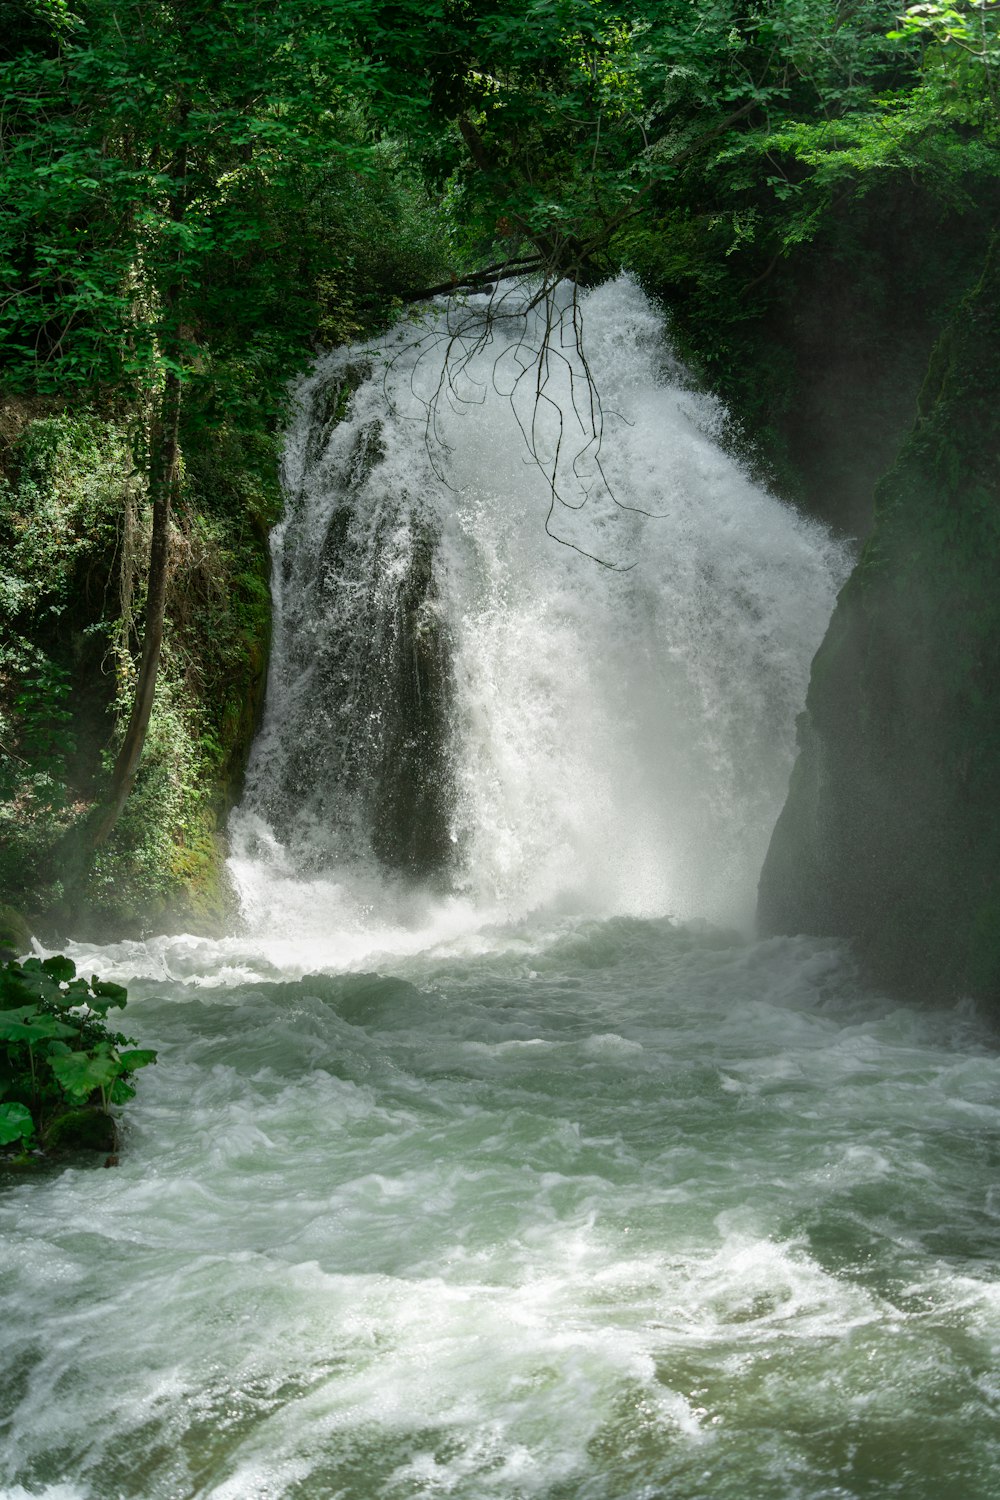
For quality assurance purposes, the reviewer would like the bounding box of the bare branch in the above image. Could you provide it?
[383,272,651,569]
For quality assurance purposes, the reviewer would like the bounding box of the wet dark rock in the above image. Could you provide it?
[262,360,456,882]
[759,248,1000,1008]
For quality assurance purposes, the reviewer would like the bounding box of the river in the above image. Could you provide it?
[3,279,999,1500]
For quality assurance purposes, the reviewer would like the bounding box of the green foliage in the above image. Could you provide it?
[85,665,225,926]
[0,0,448,397]
[0,395,278,930]
[2,0,994,403]
[0,409,135,909]
[14,656,75,778]
[0,1102,35,1148]
[889,0,1000,115]
[351,0,929,280]
[0,953,155,1157]
[0,412,130,618]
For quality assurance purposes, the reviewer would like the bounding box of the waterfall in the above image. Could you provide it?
[229,276,848,942]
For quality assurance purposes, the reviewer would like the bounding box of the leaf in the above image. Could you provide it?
[0,1102,36,1147]
[108,1076,136,1105]
[48,1046,121,1102]
[119,1048,156,1072]
[0,966,38,1010]
[3,959,61,1007]
[0,1004,41,1026]
[88,978,128,1013]
[41,955,75,982]
[0,1008,77,1045]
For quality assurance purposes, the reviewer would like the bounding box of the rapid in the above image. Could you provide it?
[3,279,1000,1500]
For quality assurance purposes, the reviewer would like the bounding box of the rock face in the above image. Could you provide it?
[311,491,454,880]
[251,369,456,884]
[758,249,1000,1006]
[366,526,453,879]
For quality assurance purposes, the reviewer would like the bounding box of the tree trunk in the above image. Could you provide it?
[82,120,190,857]
[85,366,181,851]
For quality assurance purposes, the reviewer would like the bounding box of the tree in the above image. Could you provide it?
[1,0,380,849]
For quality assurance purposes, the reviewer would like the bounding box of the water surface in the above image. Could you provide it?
[3,918,999,1500]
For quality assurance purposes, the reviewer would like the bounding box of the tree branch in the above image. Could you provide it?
[405,256,545,303]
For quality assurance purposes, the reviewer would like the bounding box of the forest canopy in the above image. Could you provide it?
[3,0,999,396]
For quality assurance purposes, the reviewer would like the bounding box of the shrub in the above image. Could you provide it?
[0,955,155,1159]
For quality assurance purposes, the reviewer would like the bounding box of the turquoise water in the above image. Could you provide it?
[3,917,999,1500]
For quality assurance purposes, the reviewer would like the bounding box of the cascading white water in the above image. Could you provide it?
[229,276,848,951]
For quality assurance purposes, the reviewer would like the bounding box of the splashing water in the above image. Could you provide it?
[6,280,1000,1500]
[216,275,849,975]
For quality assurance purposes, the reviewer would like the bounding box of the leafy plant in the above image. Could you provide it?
[0,954,155,1158]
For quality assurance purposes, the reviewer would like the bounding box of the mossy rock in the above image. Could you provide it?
[2,1108,119,1173]
[42,1105,118,1155]
[0,904,32,961]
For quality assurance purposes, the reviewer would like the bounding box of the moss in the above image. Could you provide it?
[43,1105,118,1155]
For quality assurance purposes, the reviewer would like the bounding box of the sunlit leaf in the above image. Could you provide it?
[48,1046,121,1102]
[119,1048,157,1072]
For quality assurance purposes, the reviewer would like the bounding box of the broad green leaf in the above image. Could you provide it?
[89,979,128,1012]
[0,1005,41,1025]
[0,1103,36,1146]
[0,967,39,1010]
[5,959,62,1007]
[41,956,76,982]
[0,1010,77,1044]
[48,1047,121,1102]
[119,1049,157,1072]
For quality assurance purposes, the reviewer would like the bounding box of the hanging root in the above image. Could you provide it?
[384,272,663,571]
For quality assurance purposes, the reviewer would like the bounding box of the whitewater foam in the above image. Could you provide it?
[228,274,848,951]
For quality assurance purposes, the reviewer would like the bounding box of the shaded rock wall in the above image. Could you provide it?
[758,246,1000,1006]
